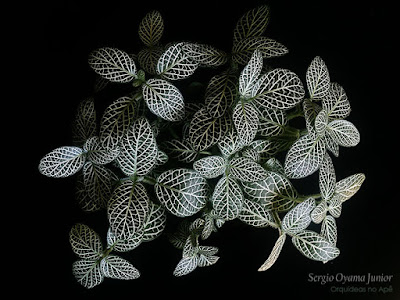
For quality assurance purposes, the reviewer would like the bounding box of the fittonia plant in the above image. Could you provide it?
[39,6,365,288]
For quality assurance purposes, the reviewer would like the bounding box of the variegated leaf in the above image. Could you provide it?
[327,195,342,218]
[39,146,85,178]
[100,255,140,280]
[251,68,305,110]
[189,108,231,151]
[233,102,259,145]
[217,127,244,158]
[99,96,136,149]
[156,43,198,80]
[162,139,198,163]
[239,49,263,98]
[282,198,315,234]
[88,47,137,83]
[238,198,274,228]
[303,98,322,133]
[143,202,167,242]
[321,215,337,246]
[138,47,163,75]
[108,180,149,240]
[319,153,336,201]
[326,120,360,147]
[117,117,157,176]
[155,168,208,217]
[233,37,288,65]
[205,72,237,118]
[138,10,164,47]
[233,5,270,44]
[311,200,328,224]
[306,56,330,100]
[257,107,287,137]
[83,136,120,165]
[323,83,351,120]
[229,157,268,182]
[193,155,226,179]
[182,43,228,67]
[258,233,286,271]
[335,173,366,202]
[142,78,185,121]
[72,98,97,146]
[284,133,326,179]
[106,228,143,252]
[82,162,113,208]
[212,175,244,220]
[292,230,340,262]
[69,223,103,260]
[315,109,328,137]
[173,256,198,277]
[72,259,104,289]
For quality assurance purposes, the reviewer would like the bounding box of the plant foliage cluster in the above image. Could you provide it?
[39,6,365,288]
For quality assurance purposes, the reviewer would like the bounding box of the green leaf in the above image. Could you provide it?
[284,133,326,179]
[143,202,167,242]
[88,47,137,83]
[311,200,327,224]
[239,49,263,98]
[334,173,366,202]
[182,43,228,67]
[173,256,198,277]
[72,259,104,289]
[233,102,259,145]
[238,198,274,228]
[72,98,97,146]
[306,56,330,100]
[292,230,340,262]
[100,255,140,280]
[162,139,198,163]
[257,107,287,137]
[138,47,163,75]
[138,10,164,47]
[217,128,244,158]
[108,180,149,240]
[39,146,85,178]
[323,83,351,120]
[155,168,209,217]
[69,223,103,260]
[106,228,143,252]
[142,78,185,121]
[258,233,286,271]
[83,136,120,165]
[251,68,305,110]
[321,215,337,246]
[229,157,268,182]
[117,117,157,176]
[314,109,328,137]
[282,198,315,234]
[211,175,244,220]
[319,153,336,201]
[193,155,226,179]
[233,5,270,44]
[326,120,360,147]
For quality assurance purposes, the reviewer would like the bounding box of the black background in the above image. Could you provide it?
[25,0,398,298]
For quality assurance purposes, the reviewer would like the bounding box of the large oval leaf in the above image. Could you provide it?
[88,47,137,83]
[251,68,305,110]
[326,120,360,147]
[69,223,103,260]
[108,180,149,240]
[39,146,85,178]
[155,168,208,217]
[142,78,185,121]
[211,175,243,220]
[138,10,164,47]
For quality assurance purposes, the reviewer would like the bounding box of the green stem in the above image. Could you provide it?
[141,176,157,185]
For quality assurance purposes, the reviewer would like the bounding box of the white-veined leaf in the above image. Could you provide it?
[193,155,226,179]
[315,109,328,137]
[323,134,340,158]
[319,153,336,201]
[229,157,268,182]
[72,259,104,289]
[282,198,315,234]
[189,108,231,151]
[258,233,286,271]
[182,43,228,67]
[205,72,237,118]
[142,78,185,121]
[88,47,137,83]
[82,162,113,208]
[211,175,243,220]
[303,98,322,133]
[323,83,351,120]
[99,96,136,148]
[326,120,360,147]
[321,215,337,246]
[284,133,326,179]
[233,102,259,146]
[162,139,198,163]
[334,173,365,202]
[232,37,288,65]
[198,254,220,267]
[292,230,340,262]
[100,255,140,280]
[117,117,157,176]
[238,198,274,228]
[138,47,163,75]
[143,202,167,242]
[233,5,270,44]
[240,147,260,162]
[106,227,143,252]
[39,146,85,178]
[251,68,305,110]
[138,10,164,47]
[239,49,263,98]
[72,98,97,146]
[173,256,198,277]
[306,56,330,100]
[76,173,102,212]
[217,127,244,158]
[155,168,208,217]
[69,224,103,260]
[108,180,149,240]
[157,43,198,80]
[311,200,327,224]
[327,194,342,218]
[84,136,120,165]
[257,107,287,137]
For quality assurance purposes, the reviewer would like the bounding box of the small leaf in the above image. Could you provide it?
[323,83,351,120]
[306,56,330,100]
[233,5,270,44]
[72,98,97,146]
[257,107,287,137]
[251,68,305,110]
[143,203,167,242]
[327,195,342,218]
[155,169,209,217]
[173,256,198,277]
[284,133,326,179]
[82,162,113,208]
[100,255,140,280]
[162,139,198,163]
[282,198,315,234]
[138,47,163,75]
[326,120,360,147]
[217,128,244,158]
[311,200,327,224]
[182,43,228,67]
[233,102,259,146]
[292,230,340,262]
[39,146,85,178]
[314,109,328,137]
[319,153,336,201]
[239,49,263,98]
[72,259,104,289]
[321,215,337,246]
[138,10,164,47]
[83,136,120,165]
[88,47,137,83]
[106,228,143,252]
[238,198,274,228]
[142,78,185,121]
[229,157,268,182]
[69,224,103,260]
[193,155,226,179]
[258,233,286,271]
[334,173,366,202]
